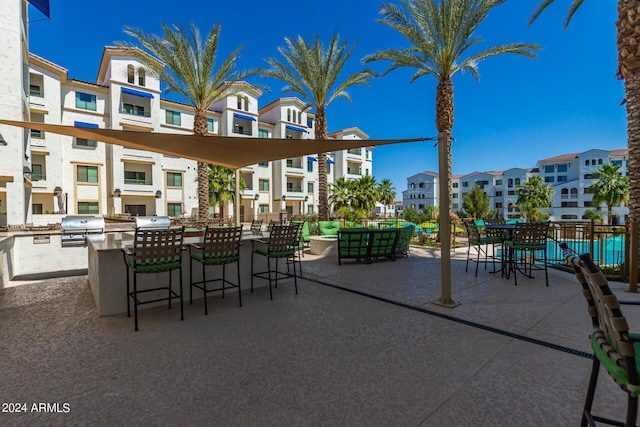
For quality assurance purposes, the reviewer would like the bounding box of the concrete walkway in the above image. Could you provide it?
[1,246,639,426]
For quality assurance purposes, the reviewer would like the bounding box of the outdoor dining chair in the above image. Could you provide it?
[462,219,501,277]
[562,243,640,426]
[250,219,263,236]
[251,223,299,300]
[188,225,243,315]
[505,221,550,286]
[122,226,185,331]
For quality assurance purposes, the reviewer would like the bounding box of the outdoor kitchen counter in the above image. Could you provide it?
[87,231,270,316]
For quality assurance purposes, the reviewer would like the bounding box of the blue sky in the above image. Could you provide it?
[28,0,624,196]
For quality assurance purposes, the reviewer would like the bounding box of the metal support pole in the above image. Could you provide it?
[434,131,458,307]
[235,169,240,227]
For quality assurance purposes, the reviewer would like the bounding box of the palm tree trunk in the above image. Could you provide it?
[193,111,210,220]
[618,1,640,223]
[316,107,329,221]
[435,77,455,207]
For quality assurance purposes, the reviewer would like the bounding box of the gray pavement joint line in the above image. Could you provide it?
[300,276,593,360]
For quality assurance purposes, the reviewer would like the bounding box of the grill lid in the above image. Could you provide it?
[61,216,105,234]
[135,216,171,230]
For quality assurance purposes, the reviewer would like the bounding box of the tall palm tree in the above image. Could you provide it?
[208,165,244,220]
[586,163,629,225]
[530,1,640,223]
[377,178,396,217]
[514,175,554,221]
[364,0,540,205]
[364,0,540,305]
[117,23,252,220]
[261,33,374,221]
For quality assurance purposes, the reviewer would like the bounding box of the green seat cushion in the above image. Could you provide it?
[301,221,310,242]
[318,221,341,236]
[129,258,181,273]
[190,252,239,264]
[591,333,640,396]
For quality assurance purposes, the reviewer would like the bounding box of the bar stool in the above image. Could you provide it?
[189,226,243,315]
[251,223,299,300]
[122,226,185,331]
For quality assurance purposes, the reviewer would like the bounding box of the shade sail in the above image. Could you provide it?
[0,119,429,169]
[121,87,154,98]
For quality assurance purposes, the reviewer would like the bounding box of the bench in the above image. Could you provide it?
[337,228,400,265]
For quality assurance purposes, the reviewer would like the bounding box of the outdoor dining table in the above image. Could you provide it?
[484,224,516,277]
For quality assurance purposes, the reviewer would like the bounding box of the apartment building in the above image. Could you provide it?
[403,148,628,222]
[0,1,372,226]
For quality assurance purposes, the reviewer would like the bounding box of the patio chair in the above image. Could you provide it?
[462,219,501,277]
[188,226,243,315]
[318,220,340,236]
[562,244,640,427]
[122,226,185,331]
[505,221,550,286]
[267,220,281,234]
[250,219,263,236]
[251,223,299,300]
[395,224,414,258]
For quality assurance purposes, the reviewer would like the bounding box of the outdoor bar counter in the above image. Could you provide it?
[87,231,269,316]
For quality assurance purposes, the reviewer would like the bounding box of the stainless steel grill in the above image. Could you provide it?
[135,216,171,230]
[61,216,105,247]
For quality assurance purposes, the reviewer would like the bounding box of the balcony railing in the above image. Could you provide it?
[31,173,46,181]
[286,187,303,193]
[31,130,44,139]
[124,178,152,185]
[286,160,303,169]
[120,109,151,118]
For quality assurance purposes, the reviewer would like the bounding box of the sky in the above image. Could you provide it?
[27,0,625,197]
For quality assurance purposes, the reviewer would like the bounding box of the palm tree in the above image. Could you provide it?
[208,165,244,220]
[514,176,554,221]
[530,1,640,223]
[364,0,540,305]
[261,33,375,221]
[352,175,379,215]
[586,163,629,225]
[364,0,540,206]
[328,177,352,217]
[377,179,396,217]
[117,23,252,220]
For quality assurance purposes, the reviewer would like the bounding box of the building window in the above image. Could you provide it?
[585,160,589,166]
[78,202,99,214]
[76,138,97,148]
[495,202,502,209]
[259,161,268,167]
[452,203,458,209]
[544,165,554,173]
[258,204,269,213]
[167,203,182,216]
[122,103,145,116]
[557,175,567,182]
[307,160,314,172]
[32,203,43,214]
[584,200,593,207]
[166,172,183,187]
[307,118,313,128]
[410,183,415,189]
[30,84,42,97]
[31,129,44,139]
[327,163,331,174]
[31,164,44,181]
[138,68,145,86]
[495,191,502,197]
[127,65,134,84]
[462,182,468,188]
[124,171,148,185]
[544,176,554,183]
[307,205,314,214]
[452,193,458,198]
[207,118,215,133]
[77,165,98,183]
[76,92,97,111]
[515,178,521,185]
[561,201,578,208]
[308,182,314,193]
[258,129,269,138]
[612,160,623,167]
[508,190,515,196]
[124,204,146,216]
[598,158,603,165]
[508,178,513,187]
[591,159,596,166]
[287,109,291,122]
[452,182,458,188]
[557,164,568,172]
[165,110,181,126]
[571,188,578,197]
[259,179,269,191]
[495,179,502,185]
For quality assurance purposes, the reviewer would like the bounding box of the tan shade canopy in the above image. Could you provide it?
[0,120,429,169]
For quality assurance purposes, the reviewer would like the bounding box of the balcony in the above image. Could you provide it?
[347,148,362,156]
[31,173,46,181]
[124,178,152,185]
[120,108,151,118]
[286,159,303,169]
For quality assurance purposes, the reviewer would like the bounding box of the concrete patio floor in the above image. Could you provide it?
[1,245,639,426]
